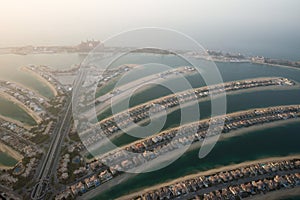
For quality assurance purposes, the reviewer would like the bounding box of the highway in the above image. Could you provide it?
[31,69,86,200]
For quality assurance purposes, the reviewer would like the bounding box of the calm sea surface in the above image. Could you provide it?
[0,53,85,125]
[0,151,18,167]
[0,53,84,166]
[91,54,300,199]
[0,53,300,197]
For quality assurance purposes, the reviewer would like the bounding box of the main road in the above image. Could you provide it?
[31,69,87,200]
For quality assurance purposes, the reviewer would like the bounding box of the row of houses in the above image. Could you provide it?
[81,77,295,147]
[131,159,300,200]
[97,105,300,172]
[202,172,300,200]
[55,169,114,199]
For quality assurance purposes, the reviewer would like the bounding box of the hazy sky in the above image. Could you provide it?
[1,0,300,58]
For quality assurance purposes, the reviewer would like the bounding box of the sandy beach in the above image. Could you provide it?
[117,154,300,200]
[12,80,50,102]
[195,56,300,71]
[94,76,299,126]
[81,115,300,200]
[95,81,299,142]
[0,142,23,170]
[0,113,31,130]
[92,66,197,118]
[20,66,58,96]
[0,91,42,124]
[84,77,299,142]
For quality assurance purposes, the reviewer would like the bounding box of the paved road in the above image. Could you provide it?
[31,69,86,200]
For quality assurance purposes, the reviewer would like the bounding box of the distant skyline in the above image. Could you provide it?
[1,0,300,59]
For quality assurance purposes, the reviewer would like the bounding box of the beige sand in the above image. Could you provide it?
[117,154,300,200]
[0,113,31,130]
[0,91,42,124]
[81,116,300,199]
[20,66,58,96]
[0,142,23,170]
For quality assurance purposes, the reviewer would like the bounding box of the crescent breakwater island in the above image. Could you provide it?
[55,104,300,200]
[80,77,297,144]
[0,46,299,199]
[1,44,300,70]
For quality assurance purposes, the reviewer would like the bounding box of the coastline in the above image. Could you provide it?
[100,76,299,119]
[80,116,300,200]
[193,56,300,71]
[0,141,23,170]
[20,66,58,97]
[94,80,300,143]
[0,113,31,130]
[94,67,197,117]
[116,154,300,200]
[251,61,300,71]
[0,91,42,124]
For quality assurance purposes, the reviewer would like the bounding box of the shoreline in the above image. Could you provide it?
[93,66,197,118]
[0,141,23,170]
[20,66,58,97]
[116,154,300,200]
[0,91,41,124]
[93,79,299,143]
[0,113,31,130]
[1,51,299,71]
[83,81,299,163]
[189,55,300,71]
[80,116,300,200]
[12,80,50,102]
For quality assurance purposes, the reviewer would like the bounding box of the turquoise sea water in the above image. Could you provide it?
[0,53,84,98]
[0,151,18,167]
[0,53,84,164]
[0,53,84,125]
[93,122,300,199]
[0,97,36,126]
[89,54,300,199]
[0,53,299,198]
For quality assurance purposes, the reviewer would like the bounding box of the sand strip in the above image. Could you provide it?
[20,66,58,96]
[81,115,300,199]
[0,91,42,124]
[0,142,23,170]
[0,113,31,130]
[117,154,300,200]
